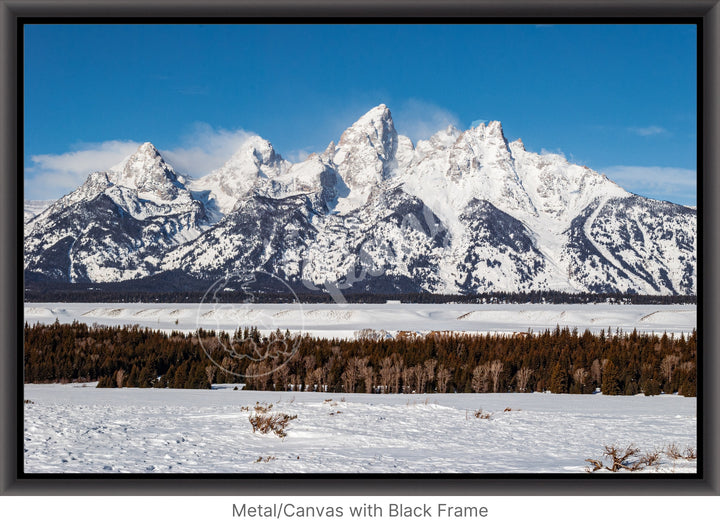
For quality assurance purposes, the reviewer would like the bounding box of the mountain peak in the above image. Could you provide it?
[426,124,461,149]
[123,142,168,171]
[363,102,389,115]
[25,106,697,296]
[348,104,394,130]
[486,120,504,136]
[337,104,396,155]
[108,142,183,200]
[228,135,280,167]
[334,105,399,192]
[136,141,161,156]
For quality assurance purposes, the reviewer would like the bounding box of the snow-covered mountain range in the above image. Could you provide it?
[24,104,697,295]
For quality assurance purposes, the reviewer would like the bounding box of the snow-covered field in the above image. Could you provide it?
[23,384,696,474]
[23,302,696,338]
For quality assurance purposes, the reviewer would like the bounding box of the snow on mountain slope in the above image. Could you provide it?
[562,196,697,295]
[301,184,447,294]
[160,193,319,284]
[23,200,54,230]
[330,104,399,214]
[24,199,53,219]
[24,143,209,282]
[24,105,697,295]
[188,135,292,216]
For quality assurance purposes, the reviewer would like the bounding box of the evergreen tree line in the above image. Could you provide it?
[24,321,697,396]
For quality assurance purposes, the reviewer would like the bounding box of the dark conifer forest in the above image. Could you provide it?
[23,275,697,306]
[24,321,697,397]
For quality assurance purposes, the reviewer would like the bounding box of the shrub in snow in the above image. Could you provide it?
[249,412,297,439]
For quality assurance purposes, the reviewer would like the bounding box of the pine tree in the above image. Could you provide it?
[549,359,569,394]
[601,360,622,395]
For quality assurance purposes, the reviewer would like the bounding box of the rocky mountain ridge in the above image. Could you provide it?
[24,105,697,295]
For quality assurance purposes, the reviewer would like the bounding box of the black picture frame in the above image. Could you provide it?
[2,0,717,496]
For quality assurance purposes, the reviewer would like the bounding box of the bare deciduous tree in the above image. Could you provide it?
[424,359,437,390]
[355,357,372,393]
[415,365,427,394]
[436,366,452,393]
[342,358,359,393]
[205,365,216,387]
[573,367,588,389]
[309,366,326,392]
[115,368,125,388]
[515,366,533,392]
[590,359,602,383]
[361,365,374,394]
[661,354,680,383]
[379,357,393,393]
[291,372,303,392]
[390,356,404,394]
[490,360,503,393]
[471,364,490,393]
[402,366,416,393]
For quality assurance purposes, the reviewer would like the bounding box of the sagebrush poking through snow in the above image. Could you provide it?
[23,384,696,474]
[585,443,697,473]
[249,411,298,439]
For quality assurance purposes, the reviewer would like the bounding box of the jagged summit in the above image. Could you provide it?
[24,105,697,294]
[336,104,397,151]
[107,141,183,199]
[350,103,392,125]
[226,135,281,166]
[333,104,398,198]
[137,141,161,156]
[478,120,504,135]
[189,134,291,216]
[511,138,525,151]
[115,142,165,171]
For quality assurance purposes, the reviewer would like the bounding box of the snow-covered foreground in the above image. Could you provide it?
[24,302,696,338]
[24,384,696,474]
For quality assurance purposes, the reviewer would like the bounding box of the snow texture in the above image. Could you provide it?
[23,302,697,339]
[23,384,696,474]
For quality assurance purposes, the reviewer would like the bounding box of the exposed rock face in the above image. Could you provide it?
[25,105,697,295]
[24,143,209,282]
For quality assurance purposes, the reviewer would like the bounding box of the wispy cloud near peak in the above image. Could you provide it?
[628,125,668,136]
[600,165,696,206]
[393,99,461,143]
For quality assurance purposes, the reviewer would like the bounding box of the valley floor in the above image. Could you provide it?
[23,302,697,338]
[23,384,697,474]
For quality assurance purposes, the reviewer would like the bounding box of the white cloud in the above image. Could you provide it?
[25,140,141,201]
[600,165,696,206]
[284,148,313,164]
[24,125,258,200]
[540,148,568,159]
[393,99,461,143]
[628,126,668,136]
[161,123,255,177]
[29,140,141,175]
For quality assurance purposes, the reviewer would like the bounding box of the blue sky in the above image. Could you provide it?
[24,24,697,205]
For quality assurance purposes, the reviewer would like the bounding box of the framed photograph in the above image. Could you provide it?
[3,0,718,508]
